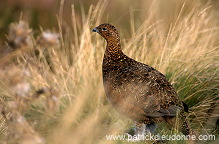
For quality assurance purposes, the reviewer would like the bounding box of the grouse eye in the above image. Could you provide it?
[102,27,107,31]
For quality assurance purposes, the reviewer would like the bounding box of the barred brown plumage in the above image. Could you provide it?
[92,23,194,136]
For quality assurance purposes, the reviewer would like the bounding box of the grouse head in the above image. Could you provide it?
[92,23,120,42]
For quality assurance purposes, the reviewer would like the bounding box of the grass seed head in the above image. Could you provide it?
[37,31,60,47]
[8,21,32,49]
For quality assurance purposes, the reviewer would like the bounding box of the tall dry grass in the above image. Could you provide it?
[0,0,219,144]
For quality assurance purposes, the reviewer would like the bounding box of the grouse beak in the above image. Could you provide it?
[92,28,100,33]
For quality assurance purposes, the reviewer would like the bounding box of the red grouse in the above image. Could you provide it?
[92,23,193,136]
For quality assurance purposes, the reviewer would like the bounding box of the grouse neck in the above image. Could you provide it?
[104,40,124,60]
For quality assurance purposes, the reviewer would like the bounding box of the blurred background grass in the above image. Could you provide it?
[1,0,219,43]
[0,0,219,144]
